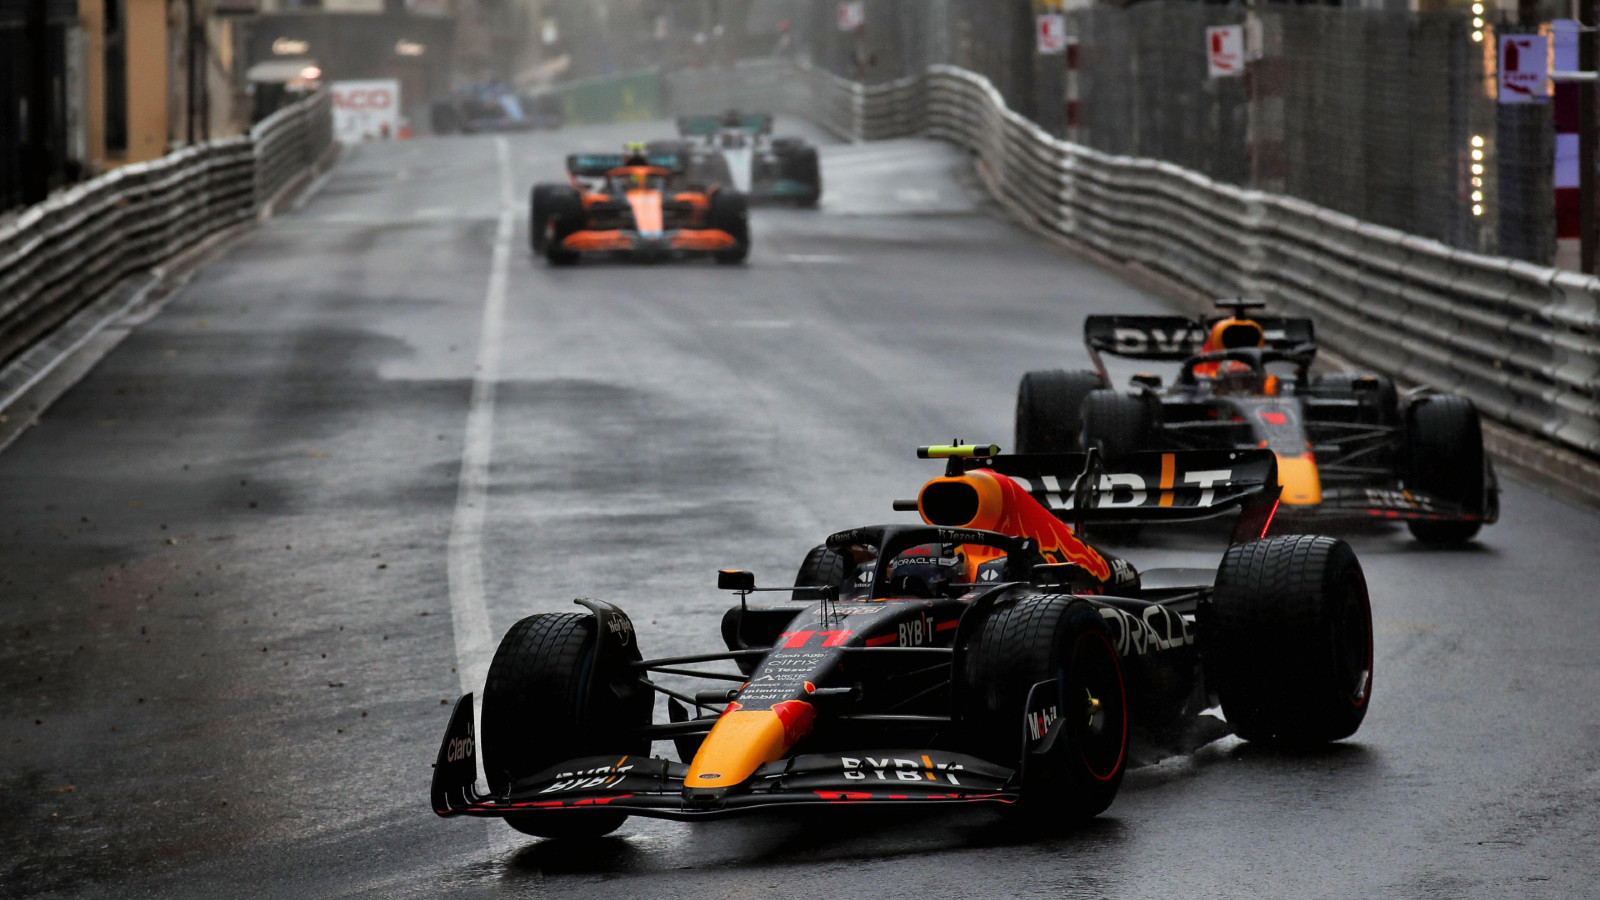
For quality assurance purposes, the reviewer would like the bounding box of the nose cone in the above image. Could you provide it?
[1275,453,1323,505]
[626,190,664,237]
[683,702,815,804]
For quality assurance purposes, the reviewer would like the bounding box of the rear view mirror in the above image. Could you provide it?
[717,569,755,592]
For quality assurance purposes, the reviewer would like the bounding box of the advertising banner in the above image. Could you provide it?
[331,80,401,142]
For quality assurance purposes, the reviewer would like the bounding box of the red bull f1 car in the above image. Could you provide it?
[529,148,749,265]
[1014,300,1499,544]
[431,444,1374,839]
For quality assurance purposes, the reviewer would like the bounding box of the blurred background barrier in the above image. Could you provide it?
[668,57,1600,461]
[0,90,335,379]
[542,69,664,126]
[253,92,337,214]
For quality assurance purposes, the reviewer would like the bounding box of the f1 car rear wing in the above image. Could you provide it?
[930,445,1281,540]
[678,114,773,136]
[1083,313,1315,363]
[566,152,684,177]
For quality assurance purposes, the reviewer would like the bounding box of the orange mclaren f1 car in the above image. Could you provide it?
[1014,299,1499,544]
[432,444,1373,839]
[529,147,749,265]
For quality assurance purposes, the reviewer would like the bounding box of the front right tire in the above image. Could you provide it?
[481,612,650,838]
[962,595,1128,826]
[709,189,750,264]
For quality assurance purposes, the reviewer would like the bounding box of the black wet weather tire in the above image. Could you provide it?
[710,189,750,264]
[538,186,584,266]
[481,612,649,839]
[1013,369,1104,454]
[1081,389,1154,460]
[529,184,571,255]
[793,544,852,602]
[962,595,1128,826]
[789,147,822,207]
[1403,395,1486,545]
[1205,535,1373,745]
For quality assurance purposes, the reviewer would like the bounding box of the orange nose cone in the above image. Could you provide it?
[1275,453,1323,505]
[684,701,816,790]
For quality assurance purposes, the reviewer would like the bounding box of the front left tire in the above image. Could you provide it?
[1203,535,1373,746]
[1403,394,1487,545]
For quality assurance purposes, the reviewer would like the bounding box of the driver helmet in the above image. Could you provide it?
[885,544,966,598]
[622,141,649,167]
[1214,365,1265,395]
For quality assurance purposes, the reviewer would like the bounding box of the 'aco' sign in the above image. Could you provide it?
[331,79,401,142]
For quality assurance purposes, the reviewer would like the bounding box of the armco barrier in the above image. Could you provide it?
[0,90,334,374]
[667,60,1600,461]
[253,91,334,209]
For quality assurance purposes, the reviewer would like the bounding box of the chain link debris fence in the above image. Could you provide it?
[776,0,1557,264]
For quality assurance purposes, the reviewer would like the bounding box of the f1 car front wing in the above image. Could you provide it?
[431,694,1019,821]
[559,228,739,254]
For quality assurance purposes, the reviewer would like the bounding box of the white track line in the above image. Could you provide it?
[448,137,534,865]
[449,135,513,737]
[448,138,534,864]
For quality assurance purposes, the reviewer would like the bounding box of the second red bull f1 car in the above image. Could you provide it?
[432,444,1374,839]
[1013,300,1499,544]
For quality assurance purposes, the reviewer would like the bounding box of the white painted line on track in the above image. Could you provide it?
[448,135,512,767]
[447,136,537,868]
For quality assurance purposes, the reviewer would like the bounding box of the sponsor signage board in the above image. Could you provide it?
[837,1,863,31]
[1037,14,1067,54]
[1498,34,1549,104]
[1207,24,1243,78]
[331,79,401,142]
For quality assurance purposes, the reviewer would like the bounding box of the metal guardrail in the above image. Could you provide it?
[0,91,334,374]
[668,60,1600,460]
[252,91,334,208]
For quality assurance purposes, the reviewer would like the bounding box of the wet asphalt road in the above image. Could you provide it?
[2,121,1599,899]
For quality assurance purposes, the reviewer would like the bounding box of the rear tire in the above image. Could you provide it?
[481,612,650,838]
[962,595,1128,826]
[793,544,853,602]
[709,189,750,264]
[1403,395,1486,544]
[1081,389,1154,460]
[1204,535,1373,745]
[1013,369,1104,454]
[787,146,821,207]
